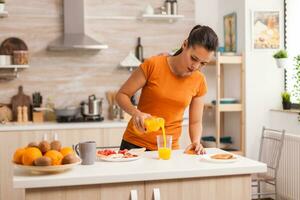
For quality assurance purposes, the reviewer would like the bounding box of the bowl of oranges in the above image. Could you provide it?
[13,140,81,173]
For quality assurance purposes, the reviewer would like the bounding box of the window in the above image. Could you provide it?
[285,0,300,106]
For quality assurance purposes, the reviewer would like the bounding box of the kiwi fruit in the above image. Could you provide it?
[62,154,79,165]
[39,141,51,154]
[27,142,39,148]
[50,140,62,151]
[34,156,51,166]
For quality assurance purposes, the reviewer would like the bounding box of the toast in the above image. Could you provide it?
[210,153,235,160]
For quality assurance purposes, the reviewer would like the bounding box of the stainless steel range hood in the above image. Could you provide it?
[48,0,108,51]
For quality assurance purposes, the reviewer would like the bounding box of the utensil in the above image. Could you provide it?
[34,106,80,118]
[10,86,31,121]
[55,106,80,117]
[75,141,96,165]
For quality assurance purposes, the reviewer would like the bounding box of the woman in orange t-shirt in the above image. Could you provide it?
[116,25,218,154]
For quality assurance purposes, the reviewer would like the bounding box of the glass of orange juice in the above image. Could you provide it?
[156,135,172,160]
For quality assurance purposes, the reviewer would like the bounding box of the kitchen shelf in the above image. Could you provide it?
[0,11,8,18]
[204,103,242,112]
[270,108,300,113]
[225,150,244,156]
[141,14,184,23]
[219,104,242,112]
[217,55,242,64]
[0,65,29,69]
[215,52,245,154]
[0,65,29,81]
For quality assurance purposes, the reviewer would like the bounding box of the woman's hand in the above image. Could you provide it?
[132,110,152,133]
[184,142,206,155]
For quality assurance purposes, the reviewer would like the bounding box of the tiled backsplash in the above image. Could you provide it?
[0,0,194,118]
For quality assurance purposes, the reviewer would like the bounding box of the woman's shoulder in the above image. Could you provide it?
[192,70,206,80]
[144,55,167,64]
[140,55,167,78]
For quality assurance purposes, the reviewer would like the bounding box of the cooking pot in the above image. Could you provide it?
[81,95,103,117]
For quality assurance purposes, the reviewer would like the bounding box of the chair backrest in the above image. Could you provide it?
[258,126,285,179]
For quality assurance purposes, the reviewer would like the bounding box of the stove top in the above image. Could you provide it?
[56,116,104,123]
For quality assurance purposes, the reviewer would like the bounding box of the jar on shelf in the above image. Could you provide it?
[13,50,29,65]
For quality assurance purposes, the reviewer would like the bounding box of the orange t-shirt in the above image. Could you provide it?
[123,55,207,150]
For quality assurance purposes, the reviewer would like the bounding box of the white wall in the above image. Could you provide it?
[269,112,300,134]
[245,0,285,159]
[195,0,220,36]
[196,0,296,159]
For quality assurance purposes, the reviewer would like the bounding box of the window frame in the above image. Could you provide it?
[284,0,300,109]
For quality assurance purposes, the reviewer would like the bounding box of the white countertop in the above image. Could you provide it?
[0,119,189,132]
[14,148,267,189]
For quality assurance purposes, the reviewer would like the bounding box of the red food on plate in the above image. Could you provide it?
[97,149,116,156]
[97,149,139,159]
[118,149,128,155]
[123,153,138,158]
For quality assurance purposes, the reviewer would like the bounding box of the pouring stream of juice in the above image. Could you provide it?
[160,119,167,148]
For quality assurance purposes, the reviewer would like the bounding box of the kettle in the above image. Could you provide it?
[81,95,103,117]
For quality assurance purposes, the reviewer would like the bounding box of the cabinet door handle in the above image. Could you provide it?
[153,188,161,200]
[130,189,138,200]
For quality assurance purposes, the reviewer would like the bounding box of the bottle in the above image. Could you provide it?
[144,117,165,133]
[171,0,178,15]
[135,37,143,62]
[45,97,56,121]
[165,0,172,15]
[17,106,23,123]
[22,106,28,123]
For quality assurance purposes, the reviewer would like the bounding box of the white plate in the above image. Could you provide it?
[96,154,141,162]
[201,153,238,163]
[14,160,82,173]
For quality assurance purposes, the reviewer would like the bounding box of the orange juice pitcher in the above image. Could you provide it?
[144,117,164,133]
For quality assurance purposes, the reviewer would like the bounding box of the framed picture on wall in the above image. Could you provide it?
[252,11,280,50]
[224,12,237,53]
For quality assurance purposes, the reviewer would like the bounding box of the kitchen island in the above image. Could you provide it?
[14,148,266,200]
[1,120,190,200]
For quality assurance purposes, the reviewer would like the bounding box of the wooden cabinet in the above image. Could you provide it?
[25,182,145,200]
[23,175,251,200]
[145,175,251,200]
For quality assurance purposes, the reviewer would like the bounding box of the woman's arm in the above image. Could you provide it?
[116,68,151,132]
[184,96,206,154]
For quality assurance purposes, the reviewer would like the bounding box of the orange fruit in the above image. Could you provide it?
[22,147,42,166]
[13,148,26,164]
[60,147,74,157]
[44,150,63,165]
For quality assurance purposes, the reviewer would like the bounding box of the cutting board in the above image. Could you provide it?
[11,86,31,121]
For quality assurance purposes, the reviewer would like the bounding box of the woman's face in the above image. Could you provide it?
[181,41,214,76]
